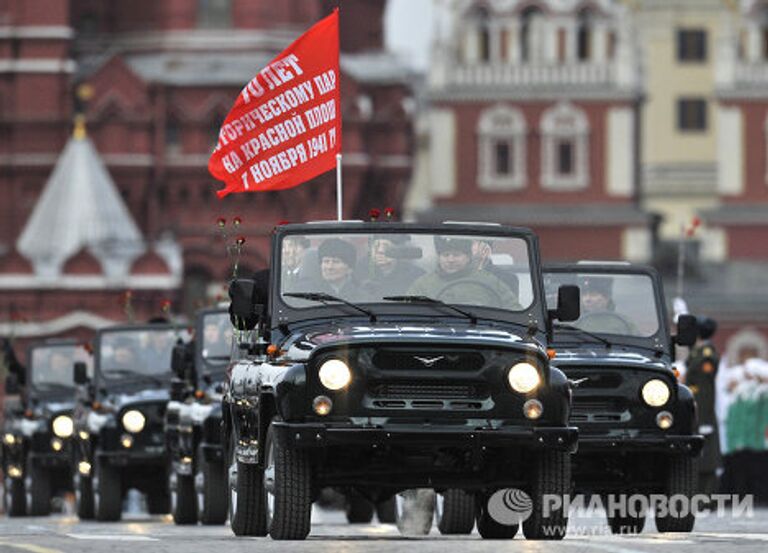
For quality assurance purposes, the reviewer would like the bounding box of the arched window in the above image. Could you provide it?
[540,102,590,190]
[477,105,527,190]
[577,8,595,61]
[520,6,544,63]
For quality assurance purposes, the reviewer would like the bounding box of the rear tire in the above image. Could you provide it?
[94,459,122,522]
[476,491,519,539]
[522,451,570,540]
[376,496,397,523]
[5,476,27,517]
[436,489,475,535]
[199,457,228,525]
[27,460,51,516]
[265,423,312,540]
[171,472,197,524]
[395,489,434,536]
[655,456,696,533]
[345,492,375,523]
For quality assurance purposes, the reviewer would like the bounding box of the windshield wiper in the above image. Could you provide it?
[103,368,165,387]
[383,295,477,325]
[284,292,377,322]
[552,323,612,348]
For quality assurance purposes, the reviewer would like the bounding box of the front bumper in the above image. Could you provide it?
[577,432,703,456]
[273,421,578,453]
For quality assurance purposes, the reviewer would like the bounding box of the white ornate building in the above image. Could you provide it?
[408,0,648,261]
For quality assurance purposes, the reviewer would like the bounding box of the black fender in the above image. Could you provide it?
[535,366,572,426]
[673,383,698,434]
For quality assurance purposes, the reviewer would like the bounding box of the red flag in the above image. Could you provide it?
[209,9,341,198]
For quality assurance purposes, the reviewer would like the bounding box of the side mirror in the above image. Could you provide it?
[73,362,88,385]
[550,285,581,323]
[4,374,20,395]
[674,314,698,347]
[229,278,264,331]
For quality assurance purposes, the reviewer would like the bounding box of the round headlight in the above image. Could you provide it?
[122,410,146,433]
[52,415,74,438]
[642,379,671,407]
[318,359,351,391]
[508,362,541,394]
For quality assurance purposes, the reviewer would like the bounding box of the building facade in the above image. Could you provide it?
[408,0,649,261]
[0,0,415,347]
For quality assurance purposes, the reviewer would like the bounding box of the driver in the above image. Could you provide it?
[108,337,138,371]
[142,331,174,371]
[47,350,72,385]
[576,276,634,334]
[203,318,232,359]
[407,237,519,308]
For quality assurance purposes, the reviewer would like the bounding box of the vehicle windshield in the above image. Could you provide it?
[99,328,183,380]
[30,345,92,390]
[201,312,233,362]
[280,231,535,313]
[545,271,661,338]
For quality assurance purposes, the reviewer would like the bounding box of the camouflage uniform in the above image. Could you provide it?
[407,267,521,310]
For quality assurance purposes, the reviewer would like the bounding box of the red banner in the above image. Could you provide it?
[209,9,341,198]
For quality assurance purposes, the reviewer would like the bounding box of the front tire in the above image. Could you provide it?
[264,423,312,540]
[4,476,27,517]
[74,470,94,520]
[395,489,435,536]
[655,456,696,533]
[228,437,267,536]
[436,490,475,535]
[171,472,197,524]
[27,460,51,516]
[522,451,570,540]
[94,458,122,522]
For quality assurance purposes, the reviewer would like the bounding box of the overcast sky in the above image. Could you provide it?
[384,0,434,72]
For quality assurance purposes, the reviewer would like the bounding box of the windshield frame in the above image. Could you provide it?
[544,264,671,353]
[271,222,548,333]
[94,324,185,391]
[27,340,92,397]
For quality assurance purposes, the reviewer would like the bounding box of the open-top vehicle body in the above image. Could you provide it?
[165,307,231,525]
[544,262,703,534]
[224,221,579,540]
[71,323,188,521]
[2,340,91,516]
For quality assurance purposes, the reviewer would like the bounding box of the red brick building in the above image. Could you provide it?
[0,0,415,349]
[408,0,647,261]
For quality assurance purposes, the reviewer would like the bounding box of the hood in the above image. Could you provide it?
[282,321,541,361]
[38,400,75,417]
[552,347,669,372]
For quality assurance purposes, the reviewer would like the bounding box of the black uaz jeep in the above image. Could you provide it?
[165,307,231,525]
[2,340,91,516]
[224,222,580,540]
[544,263,703,534]
[71,323,186,521]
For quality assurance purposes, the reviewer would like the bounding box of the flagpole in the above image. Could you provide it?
[336,153,343,221]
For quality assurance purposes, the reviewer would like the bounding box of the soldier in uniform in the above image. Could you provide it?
[408,237,520,309]
[575,276,636,335]
[685,317,721,497]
